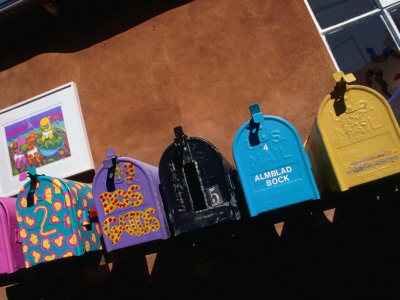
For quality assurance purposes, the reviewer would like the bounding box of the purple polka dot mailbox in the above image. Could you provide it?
[0,197,25,274]
[92,149,170,252]
[16,168,102,268]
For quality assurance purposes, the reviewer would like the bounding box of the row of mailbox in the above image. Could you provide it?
[1,71,400,276]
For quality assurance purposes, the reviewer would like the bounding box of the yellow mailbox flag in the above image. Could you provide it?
[305,71,400,192]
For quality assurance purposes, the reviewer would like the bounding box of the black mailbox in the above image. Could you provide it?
[158,126,242,236]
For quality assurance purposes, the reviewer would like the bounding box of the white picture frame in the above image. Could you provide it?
[0,82,94,197]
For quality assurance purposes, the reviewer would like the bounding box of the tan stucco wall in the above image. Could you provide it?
[0,0,336,173]
[0,0,355,298]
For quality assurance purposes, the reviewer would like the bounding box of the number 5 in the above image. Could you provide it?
[208,186,222,206]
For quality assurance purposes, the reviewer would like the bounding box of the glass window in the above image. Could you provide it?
[307,0,377,29]
[325,15,400,98]
[389,3,400,30]
[305,0,400,99]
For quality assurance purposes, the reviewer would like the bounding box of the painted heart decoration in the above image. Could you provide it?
[44,253,57,262]
[25,215,36,228]
[53,234,64,248]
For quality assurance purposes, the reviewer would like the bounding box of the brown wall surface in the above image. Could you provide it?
[2,2,400,300]
[0,1,339,297]
[0,0,336,173]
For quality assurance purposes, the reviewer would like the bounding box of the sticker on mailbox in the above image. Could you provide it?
[253,164,297,190]
[233,104,320,216]
[207,185,223,206]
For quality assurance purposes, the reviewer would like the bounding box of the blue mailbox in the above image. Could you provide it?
[232,104,320,217]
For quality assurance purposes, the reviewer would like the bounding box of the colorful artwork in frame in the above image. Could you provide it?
[5,106,72,176]
[0,82,94,197]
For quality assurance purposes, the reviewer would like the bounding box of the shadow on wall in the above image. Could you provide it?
[0,0,192,71]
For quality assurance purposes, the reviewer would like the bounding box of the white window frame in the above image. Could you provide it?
[304,0,400,71]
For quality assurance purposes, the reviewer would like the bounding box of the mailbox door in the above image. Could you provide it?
[16,176,84,268]
[159,135,241,236]
[63,180,102,254]
[141,162,171,240]
[93,156,169,252]
[316,85,400,191]
[0,197,25,273]
[0,201,12,274]
[233,115,319,217]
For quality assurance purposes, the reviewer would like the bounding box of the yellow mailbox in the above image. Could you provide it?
[305,71,400,192]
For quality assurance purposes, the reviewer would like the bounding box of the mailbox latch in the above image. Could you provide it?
[104,148,117,192]
[174,126,192,164]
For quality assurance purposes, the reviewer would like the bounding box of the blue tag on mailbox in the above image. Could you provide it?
[233,104,320,216]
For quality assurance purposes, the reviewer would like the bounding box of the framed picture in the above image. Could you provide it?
[0,82,94,197]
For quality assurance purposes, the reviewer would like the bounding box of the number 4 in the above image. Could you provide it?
[263,144,269,151]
